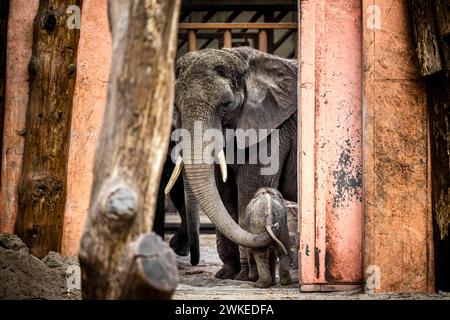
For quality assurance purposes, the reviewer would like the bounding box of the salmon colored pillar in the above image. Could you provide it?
[0,0,39,233]
[299,0,363,291]
[61,0,111,256]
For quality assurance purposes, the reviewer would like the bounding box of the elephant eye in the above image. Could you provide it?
[223,101,232,110]
[221,100,233,115]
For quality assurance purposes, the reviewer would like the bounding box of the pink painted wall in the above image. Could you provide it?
[0,0,39,234]
[299,0,362,290]
[61,0,111,256]
[0,0,111,257]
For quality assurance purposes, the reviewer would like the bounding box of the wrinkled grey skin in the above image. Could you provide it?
[175,47,298,280]
[153,140,200,266]
[245,188,292,288]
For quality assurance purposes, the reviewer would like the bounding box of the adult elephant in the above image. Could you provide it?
[167,47,298,280]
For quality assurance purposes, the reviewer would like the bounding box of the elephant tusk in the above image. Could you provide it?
[165,156,183,195]
[217,149,227,183]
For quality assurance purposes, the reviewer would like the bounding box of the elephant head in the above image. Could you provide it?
[168,47,297,248]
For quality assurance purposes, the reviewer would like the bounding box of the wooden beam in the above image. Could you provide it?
[15,0,82,259]
[200,11,241,50]
[258,29,268,52]
[188,30,196,51]
[274,29,296,51]
[181,31,259,39]
[223,29,232,48]
[79,0,180,299]
[408,0,443,76]
[179,10,191,22]
[0,0,9,188]
[275,10,290,22]
[181,3,297,12]
[178,22,298,30]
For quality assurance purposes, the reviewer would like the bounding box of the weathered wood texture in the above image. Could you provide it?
[0,1,9,179]
[427,75,450,292]
[61,0,111,256]
[14,0,82,259]
[79,0,180,299]
[409,0,450,291]
[363,0,434,292]
[408,0,443,76]
[0,0,37,235]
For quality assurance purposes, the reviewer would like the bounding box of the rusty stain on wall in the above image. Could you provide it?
[332,138,363,209]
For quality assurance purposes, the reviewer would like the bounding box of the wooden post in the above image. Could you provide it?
[0,0,9,185]
[409,0,450,291]
[258,29,268,52]
[188,30,196,52]
[223,29,232,48]
[408,0,443,76]
[79,0,180,299]
[15,0,82,259]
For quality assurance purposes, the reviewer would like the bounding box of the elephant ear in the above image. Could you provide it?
[229,47,298,148]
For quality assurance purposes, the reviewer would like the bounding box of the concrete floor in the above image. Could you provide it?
[170,234,450,300]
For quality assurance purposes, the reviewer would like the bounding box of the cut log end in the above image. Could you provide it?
[121,233,178,299]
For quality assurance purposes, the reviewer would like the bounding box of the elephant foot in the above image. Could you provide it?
[280,276,292,286]
[215,264,240,280]
[254,278,272,289]
[169,231,189,256]
[234,267,251,281]
[248,267,258,282]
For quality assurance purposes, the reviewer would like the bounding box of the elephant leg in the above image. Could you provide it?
[269,248,277,285]
[169,176,190,256]
[277,226,292,286]
[248,249,258,282]
[278,253,292,286]
[153,179,166,238]
[253,249,272,288]
[215,166,240,279]
[215,231,240,279]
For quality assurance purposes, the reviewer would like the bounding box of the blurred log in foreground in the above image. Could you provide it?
[79,0,180,299]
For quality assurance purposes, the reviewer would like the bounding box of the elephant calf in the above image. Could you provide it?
[245,188,292,288]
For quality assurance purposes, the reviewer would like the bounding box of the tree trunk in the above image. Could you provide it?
[15,0,82,258]
[408,0,443,76]
[79,0,180,299]
[409,0,450,291]
[0,0,9,189]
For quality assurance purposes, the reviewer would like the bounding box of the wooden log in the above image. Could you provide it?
[0,0,9,184]
[120,234,177,299]
[427,74,450,292]
[188,30,196,52]
[15,0,82,258]
[79,0,180,299]
[408,0,443,76]
[409,0,450,292]
[258,29,268,52]
[223,29,232,48]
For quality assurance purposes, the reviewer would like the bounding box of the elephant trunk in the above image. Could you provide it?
[182,116,273,248]
[183,172,200,266]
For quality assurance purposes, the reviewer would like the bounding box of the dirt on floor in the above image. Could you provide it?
[0,233,81,300]
[0,233,449,300]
